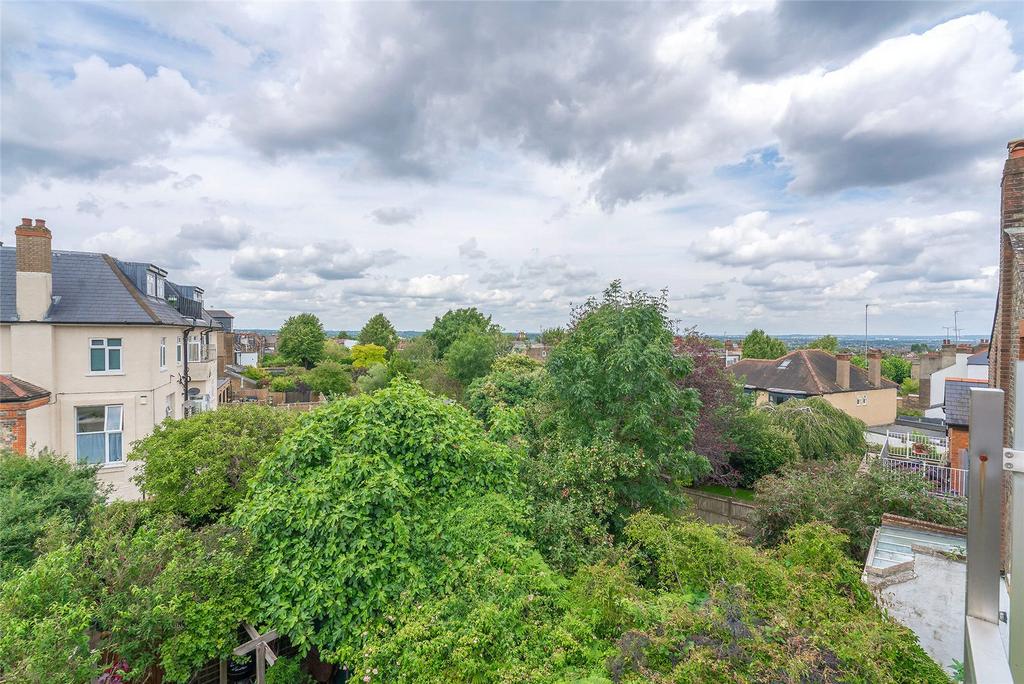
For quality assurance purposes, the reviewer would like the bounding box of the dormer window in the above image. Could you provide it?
[146,271,166,298]
[194,289,203,304]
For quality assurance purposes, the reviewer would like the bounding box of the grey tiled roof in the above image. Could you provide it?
[967,351,989,366]
[728,349,898,395]
[1,247,217,327]
[943,377,988,427]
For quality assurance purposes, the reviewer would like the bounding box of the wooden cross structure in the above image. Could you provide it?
[220,623,278,684]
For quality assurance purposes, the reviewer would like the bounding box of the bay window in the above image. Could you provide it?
[76,405,123,465]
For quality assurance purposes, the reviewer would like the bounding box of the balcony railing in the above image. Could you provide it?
[885,429,948,463]
[879,456,968,498]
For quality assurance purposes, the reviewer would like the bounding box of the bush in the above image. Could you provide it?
[269,375,296,392]
[354,363,389,393]
[265,656,313,684]
[465,353,547,436]
[233,380,518,664]
[762,397,866,460]
[727,410,800,487]
[444,329,498,385]
[753,460,967,560]
[0,450,101,580]
[302,360,352,397]
[0,503,255,683]
[242,366,271,387]
[351,343,387,369]
[132,405,297,523]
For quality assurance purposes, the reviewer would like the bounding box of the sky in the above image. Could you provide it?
[1,1,1022,335]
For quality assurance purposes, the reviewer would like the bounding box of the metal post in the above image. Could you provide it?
[964,387,1011,683]
[966,388,1004,621]
[1008,357,1024,680]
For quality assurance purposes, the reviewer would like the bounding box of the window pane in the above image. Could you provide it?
[108,349,121,370]
[77,406,105,432]
[107,433,123,462]
[77,433,105,464]
[91,339,105,347]
[90,348,106,372]
[107,338,122,347]
[105,405,122,431]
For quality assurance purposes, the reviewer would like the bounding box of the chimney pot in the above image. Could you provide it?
[1009,138,1024,159]
[20,218,31,226]
[34,218,46,228]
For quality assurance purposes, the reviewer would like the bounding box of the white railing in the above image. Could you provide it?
[183,398,210,417]
[885,429,948,463]
[880,456,968,498]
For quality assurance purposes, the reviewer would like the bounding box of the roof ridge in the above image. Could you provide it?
[800,349,827,394]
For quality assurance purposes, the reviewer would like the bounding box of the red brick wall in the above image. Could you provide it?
[948,425,969,471]
[0,397,48,454]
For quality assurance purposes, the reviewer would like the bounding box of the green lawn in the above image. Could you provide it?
[694,483,757,502]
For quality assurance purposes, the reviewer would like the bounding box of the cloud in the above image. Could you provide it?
[458,237,486,261]
[346,273,469,299]
[173,173,203,190]
[370,206,419,225]
[178,216,252,250]
[590,151,689,212]
[717,2,958,79]
[694,212,842,266]
[230,241,401,282]
[777,13,1024,193]
[81,226,198,270]
[2,56,206,183]
[77,195,103,217]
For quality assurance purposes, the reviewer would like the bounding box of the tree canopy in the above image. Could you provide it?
[357,313,399,353]
[882,355,912,384]
[132,405,297,523]
[303,359,353,396]
[423,307,498,359]
[806,334,838,353]
[444,328,498,384]
[761,397,866,461]
[741,329,788,359]
[233,380,518,663]
[351,343,388,368]
[278,313,327,369]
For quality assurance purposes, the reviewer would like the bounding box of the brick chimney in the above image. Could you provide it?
[973,338,990,354]
[15,218,53,321]
[867,348,882,388]
[940,339,956,369]
[835,352,851,390]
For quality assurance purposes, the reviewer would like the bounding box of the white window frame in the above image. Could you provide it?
[160,337,167,369]
[176,336,183,364]
[146,272,157,296]
[156,277,165,299]
[187,335,203,362]
[76,405,123,465]
[89,338,123,374]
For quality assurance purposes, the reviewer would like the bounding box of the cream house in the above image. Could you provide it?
[0,218,224,499]
[727,348,898,427]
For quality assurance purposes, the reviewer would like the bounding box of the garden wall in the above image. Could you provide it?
[683,488,757,537]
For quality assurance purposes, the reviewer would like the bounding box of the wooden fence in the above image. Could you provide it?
[683,488,757,537]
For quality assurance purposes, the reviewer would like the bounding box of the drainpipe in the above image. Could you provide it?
[181,319,196,412]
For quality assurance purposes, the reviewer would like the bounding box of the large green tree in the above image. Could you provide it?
[806,334,838,353]
[741,329,788,359]
[278,313,327,369]
[357,313,399,354]
[303,360,353,396]
[882,355,912,384]
[762,397,866,461]
[423,308,498,359]
[132,405,297,523]
[233,380,518,664]
[445,328,498,385]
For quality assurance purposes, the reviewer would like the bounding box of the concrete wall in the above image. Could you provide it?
[822,387,898,427]
[683,488,756,537]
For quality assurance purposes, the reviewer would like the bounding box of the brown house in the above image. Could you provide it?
[727,348,897,426]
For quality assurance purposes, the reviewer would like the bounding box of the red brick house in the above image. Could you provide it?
[0,375,51,454]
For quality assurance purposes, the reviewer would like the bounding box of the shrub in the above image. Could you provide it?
[131,405,296,523]
[242,366,271,387]
[444,329,498,385]
[762,397,866,461]
[265,656,313,684]
[753,460,967,560]
[269,375,297,392]
[0,450,101,580]
[465,353,547,437]
[727,409,800,487]
[302,360,352,397]
[351,343,388,369]
[233,380,518,664]
[354,363,389,393]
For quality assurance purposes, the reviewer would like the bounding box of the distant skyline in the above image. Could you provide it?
[2,2,1022,334]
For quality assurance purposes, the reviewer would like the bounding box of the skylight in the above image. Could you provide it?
[777,359,791,369]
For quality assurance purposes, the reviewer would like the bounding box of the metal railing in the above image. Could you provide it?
[885,429,949,463]
[183,398,209,417]
[879,456,968,498]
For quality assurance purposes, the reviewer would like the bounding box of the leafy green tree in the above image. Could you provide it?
[901,377,920,396]
[754,461,967,560]
[851,354,868,369]
[242,366,271,387]
[351,343,387,368]
[806,334,838,353]
[278,313,327,369]
[354,363,389,393]
[424,308,498,359]
[302,360,352,396]
[466,354,548,438]
[547,281,706,487]
[320,340,351,363]
[445,329,498,385]
[910,343,931,353]
[132,405,296,523]
[762,397,866,461]
[538,327,566,346]
[0,450,101,580]
[357,313,399,354]
[882,355,912,384]
[741,329,788,359]
[233,380,517,664]
[727,409,800,487]
[270,375,296,392]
